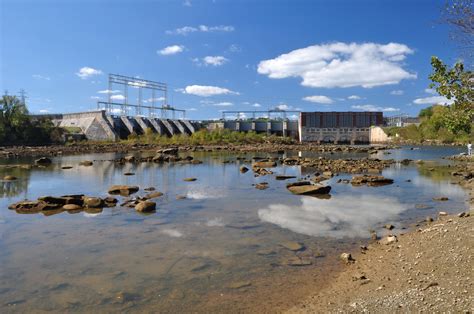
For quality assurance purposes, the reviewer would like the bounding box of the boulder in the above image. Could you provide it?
[63,204,82,210]
[144,191,163,199]
[61,166,73,169]
[79,160,93,166]
[124,155,135,162]
[351,175,394,186]
[253,161,276,168]
[108,185,139,195]
[340,252,355,263]
[152,154,165,163]
[35,157,52,165]
[255,182,269,190]
[240,166,249,173]
[84,197,103,208]
[433,197,449,201]
[123,172,135,176]
[3,175,17,181]
[183,177,197,182]
[286,181,331,195]
[135,201,156,213]
[384,224,395,230]
[280,241,304,251]
[160,148,178,155]
[380,235,398,245]
[275,175,296,180]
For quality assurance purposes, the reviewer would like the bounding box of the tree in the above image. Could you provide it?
[442,0,474,65]
[429,56,473,135]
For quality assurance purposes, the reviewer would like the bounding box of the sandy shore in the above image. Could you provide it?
[289,161,474,313]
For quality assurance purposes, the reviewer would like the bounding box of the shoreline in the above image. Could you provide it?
[288,159,474,313]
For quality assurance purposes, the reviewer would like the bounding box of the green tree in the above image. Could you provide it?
[429,56,473,135]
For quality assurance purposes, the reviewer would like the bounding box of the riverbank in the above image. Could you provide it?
[289,159,474,313]
[0,143,395,158]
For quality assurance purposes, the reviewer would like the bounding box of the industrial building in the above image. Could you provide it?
[299,111,387,144]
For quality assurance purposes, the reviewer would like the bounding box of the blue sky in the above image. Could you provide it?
[0,0,462,120]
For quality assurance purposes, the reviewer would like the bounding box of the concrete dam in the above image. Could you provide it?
[45,110,200,141]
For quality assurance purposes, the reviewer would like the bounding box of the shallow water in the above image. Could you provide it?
[0,146,469,313]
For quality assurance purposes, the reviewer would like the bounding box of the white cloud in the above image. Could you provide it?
[303,95,334,104]
[351,104,399,112]
[186,107,198,111]
[203,56,228,66]
[90,96,101,100]
[183,0,192,6]
[32,74,50,81]
[424,88,437,95]
[257,42,416,88]
[97,89,120,94]
[110,94,126,101]
[276,104,291,110]
[347,95,361,100]
[390,90,404,95]
[76,67,103,79]
[212,102,233,107]
[166,25,234,35]
[158,45,184,55]
[182,85,239,97]
[228,44,241,53]
[39,109,49,113]
[252,103,261,107]
[143,97,165,103]
[413,96,454,105]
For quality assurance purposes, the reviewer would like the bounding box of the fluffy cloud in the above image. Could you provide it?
[413,96,454,105]
[390,90,404,95]
[76,67,103,79]
[110,94,126,101]
[257,42,416,88]
[252,103,262,107]
[348,95,361,100]
[212,102,233,107]
[158,45,184,55]
[203,56,229,66]
[97,89,120,94]
[182,85,239,97]
[303,95,333,104]
[166,25,234,35]
[351,104,399,112]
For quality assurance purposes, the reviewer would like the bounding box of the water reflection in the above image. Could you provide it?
[258,194,406,238]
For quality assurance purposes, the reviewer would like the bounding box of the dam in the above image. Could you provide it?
[37,110,200,141]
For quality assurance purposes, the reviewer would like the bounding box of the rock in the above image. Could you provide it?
[286,181,331,195]
[143,191,163,199]
[280,241,304,251]
[124,155,135,162]
[108,185,139,196]
[79,160,93,166]
[426,216,434,222]
[103,196,118,205]
[352,273,367,281]
[227,281,252,289]
[253,161,276,168]
[35,157,52,165]
[433,197,449,201]
[183,177,197,182]
[152,154,165,163]
[275,175,297,180]
[240,166,249,173]
[176,195,186,200]
[135,201,156,213]
[160,147,178,155]
[144,187,155,191]
[3,175,17,181]
[384,224,395,230]
[340,252,354,263]
[255,182,269,190]
[285,257,312,266]
[63,204,82,210]
[84,197,103,208]
[457,212,466,217]
[61,166,73,169]
[322,171,333,178]
[438,211,448,216]
[351,175,394,186]
[123,172,135,176]
[380,235,398,245]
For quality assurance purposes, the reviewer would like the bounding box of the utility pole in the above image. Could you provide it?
[18,89,27,105]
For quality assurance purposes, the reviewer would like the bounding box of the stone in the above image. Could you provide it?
[275,175,297,180]
[380,235,398,245]
[61,166,73,169]
[63,204,82,210]
[123,172,135,176]
[438,211,448,216]
[144,191,163,199]
[183,177,197,182]
[108,185,139,195]
[286,181,331,195]
[3,175,17,181]
[433,197,449,201]
[103,196,118,204]
[340,252,354,263]
[84,197,103,208]
[426,216,434,222]
[285,257,312,266]
[135,201,156,213]
[240,166,249,173]
[255,182,269,190]
[253,161,276,168]
[227,281,252,289]
[124,155,135,162]
[280,241,304,251]
[161,147,179,155]
[351,175,394,186]
[35,157,52,165]
[79,160,93,166]
[152,154,165,163]
[176,195,186,200]
[384,224,395,230]
[144,187,155,191]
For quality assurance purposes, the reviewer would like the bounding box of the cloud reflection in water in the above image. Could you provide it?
[258,195,407,238]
